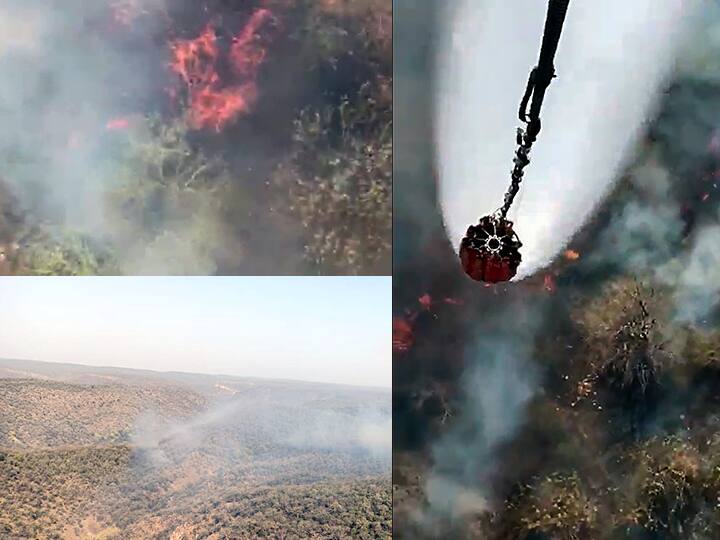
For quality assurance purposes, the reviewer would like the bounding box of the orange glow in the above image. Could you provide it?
[392,318,413,353]
[564,249,580,260]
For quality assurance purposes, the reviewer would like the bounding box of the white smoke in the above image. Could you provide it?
[436,0,703,279]
[419,301,544,532]
[132,395,391,467]
[0,0,167,230]
[284,410,391,457]
[665,224,720,323]
[0,5,46,54]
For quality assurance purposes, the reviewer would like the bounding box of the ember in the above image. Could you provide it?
[564,249,580,260]
[392,318,414,353]
[418,294,432,310]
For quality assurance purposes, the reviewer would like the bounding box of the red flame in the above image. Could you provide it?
[417,293,466,310]
[169,9,278,132]
[544,274,556,293]
[393,291,465,356]
[230,9,275,77]
[393,318,414,353]
[564,249,580,261]
[106,117,130,130]
[170,25,218,88]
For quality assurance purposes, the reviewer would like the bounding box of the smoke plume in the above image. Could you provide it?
[131,391,391,469]
[416,300,544,533]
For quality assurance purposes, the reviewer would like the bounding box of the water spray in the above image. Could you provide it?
[459,0,570,282]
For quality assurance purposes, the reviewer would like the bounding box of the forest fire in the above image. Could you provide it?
[393,292,466,355]
[230,9,276,77]
[169,9,279,132]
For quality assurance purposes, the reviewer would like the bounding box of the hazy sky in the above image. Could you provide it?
[0,277,390,388]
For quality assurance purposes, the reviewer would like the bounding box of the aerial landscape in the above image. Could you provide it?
[0,276,391,539]
[0,358,391,539]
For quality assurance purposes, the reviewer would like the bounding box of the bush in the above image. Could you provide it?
[275,80,391,274]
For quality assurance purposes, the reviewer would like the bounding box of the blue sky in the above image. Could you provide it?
[0,277,390,388]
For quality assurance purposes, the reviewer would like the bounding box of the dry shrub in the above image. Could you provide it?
[627,437,703,534]
[275,80,391,274]
[317,0,391,57]
[506,472,598,540]
[571,278,671,403]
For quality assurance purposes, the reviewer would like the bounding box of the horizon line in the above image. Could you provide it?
[0,356,391,391]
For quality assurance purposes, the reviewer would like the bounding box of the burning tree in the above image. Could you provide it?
[168,8,281,132]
